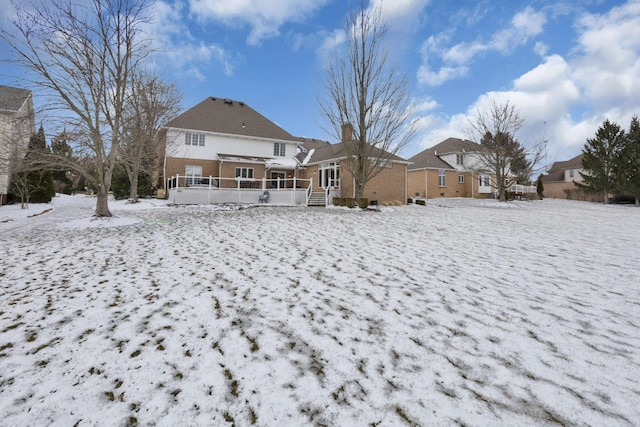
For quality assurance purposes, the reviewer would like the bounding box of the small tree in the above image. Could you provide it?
[120,73,181,202]
[577,119,625,204]
[536,175,544,200]
[467,101,544,202]
[319,2,415,201]
[9,126,54,207]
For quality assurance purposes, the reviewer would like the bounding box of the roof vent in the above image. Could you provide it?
[224,98,232,105]
[211,97,216,101]
[239,101,244,106]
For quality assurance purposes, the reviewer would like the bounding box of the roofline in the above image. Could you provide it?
[163,126,300,145]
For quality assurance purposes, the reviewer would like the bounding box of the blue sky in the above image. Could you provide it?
[1,0,639,165]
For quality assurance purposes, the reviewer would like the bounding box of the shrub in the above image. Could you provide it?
[332,197,342,206]
[407,198,413,204]
[346,198,356,208]
[416,199,426,206]
[358,198,368,209]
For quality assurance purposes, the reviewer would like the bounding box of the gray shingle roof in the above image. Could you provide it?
[541,154,583,182]
[164,97,300,142]
[0,85,32,113]
[408,137,479,170]
[301,141,409,165]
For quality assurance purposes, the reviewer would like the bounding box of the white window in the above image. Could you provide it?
[274,142,286,157]
[479,175,491,187]
[438,169,446,187]
[185,132,205,146]
[185,165,202,185]
[456,154,463,165]
[319,161,340,188]
[458,174,464,183]
[235,167,254,179]
[569,170,574,179]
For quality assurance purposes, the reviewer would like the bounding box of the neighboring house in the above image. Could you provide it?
[0,85,35,205]
[296,124,410,205]
[160,96,308,205]
[540,154,594,200]
[407,137,494,199]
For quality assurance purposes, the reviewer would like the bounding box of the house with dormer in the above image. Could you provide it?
[160,96,410,206]
[160,96,312,205]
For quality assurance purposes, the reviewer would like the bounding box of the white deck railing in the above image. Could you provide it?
[166,175,312,205]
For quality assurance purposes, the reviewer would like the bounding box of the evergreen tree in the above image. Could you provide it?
[50,131,74,194]
[10,125,54,206]
[536,175,544,200]
[27,125,55,203]
[577,119,625,204]
[616,116,640,206]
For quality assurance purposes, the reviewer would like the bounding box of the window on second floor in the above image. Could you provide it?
[185,132,205,146]
[274,142,286,157]
[569,170,574,179]
[438,169,446,187]
[456,154,464,165]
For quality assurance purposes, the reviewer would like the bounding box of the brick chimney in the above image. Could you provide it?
[341,123,353,143]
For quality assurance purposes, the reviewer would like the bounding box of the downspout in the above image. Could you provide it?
[471,171,475,198]
[424,169,428,199]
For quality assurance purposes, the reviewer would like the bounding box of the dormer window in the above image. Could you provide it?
[274,142,286,157]
[456,154,463,165]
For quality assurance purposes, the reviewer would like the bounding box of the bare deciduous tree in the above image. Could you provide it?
[120,73,181,202]
[319,2,415,201]
[467,100,545,201]
[1,0,153,216]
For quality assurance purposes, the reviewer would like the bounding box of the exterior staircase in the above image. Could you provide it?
[307,191,326,207]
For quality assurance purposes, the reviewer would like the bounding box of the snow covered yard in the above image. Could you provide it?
[1,196,639,426]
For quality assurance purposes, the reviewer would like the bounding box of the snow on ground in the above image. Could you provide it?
[0,195,639,426]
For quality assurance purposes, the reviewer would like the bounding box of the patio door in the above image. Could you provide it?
[270,171,286,189]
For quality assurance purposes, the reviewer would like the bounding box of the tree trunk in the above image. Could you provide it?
[128,166,139,202]
[635,196,639,207]
[95,188,112,217]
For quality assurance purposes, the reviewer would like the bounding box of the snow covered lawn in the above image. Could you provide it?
[1,196,639,426]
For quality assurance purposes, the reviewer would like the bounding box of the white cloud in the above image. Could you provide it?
[316,29,346,69]
[571,1,640,114]
[145,1,235,78]
[417,64,468,86]
[418,6,547,87]
[188,0,331,46]
[369,0,430,31]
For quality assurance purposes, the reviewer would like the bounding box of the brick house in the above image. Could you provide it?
[540,154,596,200]
[159,97,409,206]
[407,137,494,199]
[296,124,410,205]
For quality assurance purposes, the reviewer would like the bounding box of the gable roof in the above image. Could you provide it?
[0,85,32,113]
[300,141,409,165]
[408,137,479,170]
[541,153,583,182]
[164,96,299,143]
